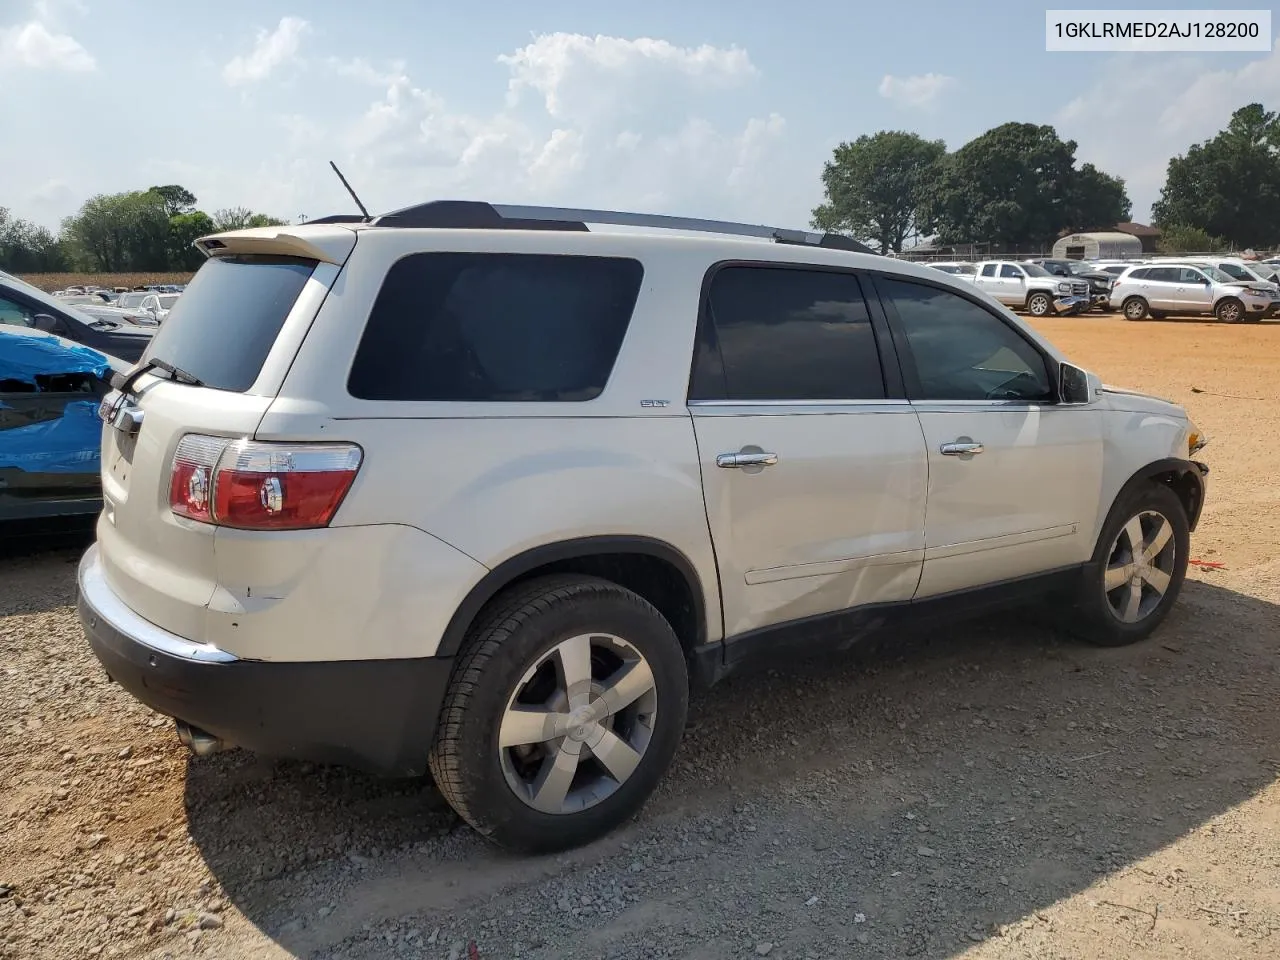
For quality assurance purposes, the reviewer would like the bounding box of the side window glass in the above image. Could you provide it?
[1128,268,1148,280]
[980,264,997,277]
[1147,267,1177,283]
[0,296,34,327]
[1180,268,1204,283]
[349,253,643,402]
[880,277,1052,403]
[691,266,885,402]
[999,264,1023,279]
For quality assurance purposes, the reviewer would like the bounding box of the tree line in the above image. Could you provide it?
[814,102,1280,254]
[0,186,286,273]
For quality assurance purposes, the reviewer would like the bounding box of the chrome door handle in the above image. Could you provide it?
[716,451,778,469]
[940,440,984,456]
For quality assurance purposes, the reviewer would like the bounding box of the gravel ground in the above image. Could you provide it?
[2,315,1279,960]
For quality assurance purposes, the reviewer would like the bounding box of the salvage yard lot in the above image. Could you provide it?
[2,315,1278,960]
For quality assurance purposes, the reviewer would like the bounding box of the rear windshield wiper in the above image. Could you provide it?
[110,357,204,396]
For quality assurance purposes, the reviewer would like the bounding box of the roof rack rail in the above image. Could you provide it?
[357,200,875,254]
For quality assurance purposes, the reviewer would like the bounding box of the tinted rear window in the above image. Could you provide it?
[348,253,643,402]
[143,255,316,392]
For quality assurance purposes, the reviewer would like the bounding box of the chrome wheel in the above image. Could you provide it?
[1028,293,1051,317]
[1123,298,1147,320]
[1217,299,1242,323]
[1103,510,1176,624]
[499,633,657,815]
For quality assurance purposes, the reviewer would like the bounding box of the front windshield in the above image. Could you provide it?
[118,293,147,308]
[1219,262,1262,282]
[1022,263,1053,278]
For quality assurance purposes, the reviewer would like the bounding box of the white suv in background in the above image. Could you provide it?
[1110,262,1274,322]
[79,203,1209,852]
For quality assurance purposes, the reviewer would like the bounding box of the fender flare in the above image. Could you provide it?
[1107,457,1208,536]
[435,535,708,658]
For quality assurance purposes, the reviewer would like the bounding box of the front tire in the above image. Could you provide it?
[1072,483,1189,647]
[1026,292,1053,317]
[429,575,689,853]
[1215,297,1245,323]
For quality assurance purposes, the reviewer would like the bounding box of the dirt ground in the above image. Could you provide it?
[2,314,1278,960]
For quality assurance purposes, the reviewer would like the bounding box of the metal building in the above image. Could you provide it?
[1052,231,1144,260]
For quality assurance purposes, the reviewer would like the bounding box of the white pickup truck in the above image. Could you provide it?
[972,260,1091,317]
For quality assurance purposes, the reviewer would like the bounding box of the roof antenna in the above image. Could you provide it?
[329,160,371,221]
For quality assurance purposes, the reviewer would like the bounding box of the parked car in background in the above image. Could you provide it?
[1090,261,1146,279]
[1166,257,1280,303]
[1110,263,1273,322]
[927,261,977,280]
[1023,258,1114,311]
[0,270,155,362]
[78,201,1208,853]
[972,260,1091,316]
[83,291,179,327]
[1,327,113,523]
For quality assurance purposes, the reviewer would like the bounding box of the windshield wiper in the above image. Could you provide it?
[110,357,204,396]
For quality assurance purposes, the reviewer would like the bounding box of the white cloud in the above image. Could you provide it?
[222,16,309,86]
[877,72,955,108]
[330,32,794,224]
[329,56,405,88]
[0,19,95,71]
[1054,40,1280,220]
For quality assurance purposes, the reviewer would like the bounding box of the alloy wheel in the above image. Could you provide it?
[498,633,658,815]
[1103,510,1177,624]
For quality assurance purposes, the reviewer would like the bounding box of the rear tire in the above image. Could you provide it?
[429,575,689,853]
[1070,483,1189,648]
[1122,297,1149,321]
[1215,297,1245,323]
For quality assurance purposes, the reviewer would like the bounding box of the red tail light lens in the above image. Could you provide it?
[168,435,362,530]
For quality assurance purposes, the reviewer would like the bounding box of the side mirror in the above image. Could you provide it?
[32,313,62,334]
[1059,362,1091,405]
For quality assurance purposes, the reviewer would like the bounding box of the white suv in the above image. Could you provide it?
[1110,262,1274,322]
[78,202,1210,852]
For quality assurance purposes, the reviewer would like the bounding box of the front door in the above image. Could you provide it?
[988,263,1027,306]
[1174,266,1214,312]
[689,264,929,638]
[872,274,1104,596]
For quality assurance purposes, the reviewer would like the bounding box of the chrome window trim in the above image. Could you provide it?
[687,398,910,408]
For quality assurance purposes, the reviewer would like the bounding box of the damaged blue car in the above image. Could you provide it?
[1,328,112,523]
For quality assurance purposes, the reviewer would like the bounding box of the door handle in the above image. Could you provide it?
[940,440,984,456]
[716,451,778,469]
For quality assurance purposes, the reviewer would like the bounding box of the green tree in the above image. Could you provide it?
[1067,163,1132,232]
[0,208,68,271]
[811,131,945,253]
[924,122,1129,247]
[1152,103,1280,249]
[62,191,171,271]
[211,206,254,232]
[245,213,288,228]
[1157,224,1225,253]
[167,211,216,270]
[149,184,198,218]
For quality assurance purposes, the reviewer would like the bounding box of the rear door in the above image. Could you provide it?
[689,263,928,638]
[96,251,342,642]
[1142,267,1180,310]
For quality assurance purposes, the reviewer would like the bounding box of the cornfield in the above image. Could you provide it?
[17,272,196,293]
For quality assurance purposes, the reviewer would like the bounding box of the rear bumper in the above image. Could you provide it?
[77,544,453,777]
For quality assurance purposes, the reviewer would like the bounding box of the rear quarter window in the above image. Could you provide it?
[347,253,644,402]
[142,255,317,392]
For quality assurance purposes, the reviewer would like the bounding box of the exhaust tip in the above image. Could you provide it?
[175,720,230,757]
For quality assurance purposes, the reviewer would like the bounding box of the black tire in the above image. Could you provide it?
[1071,482,1190,647]
[1122,297,1149,321]
[429,575,689,853]
[1215,297,1245,323]
[1026,292,1053,317]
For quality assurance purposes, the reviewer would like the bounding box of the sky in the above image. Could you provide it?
[1,0,1277,234]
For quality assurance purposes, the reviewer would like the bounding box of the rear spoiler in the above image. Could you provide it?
[194,225,357,266]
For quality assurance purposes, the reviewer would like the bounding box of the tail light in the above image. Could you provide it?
[169,435,362,530]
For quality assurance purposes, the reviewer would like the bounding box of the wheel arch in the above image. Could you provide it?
[436,536,710,659]
[1105,458,1207,539]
